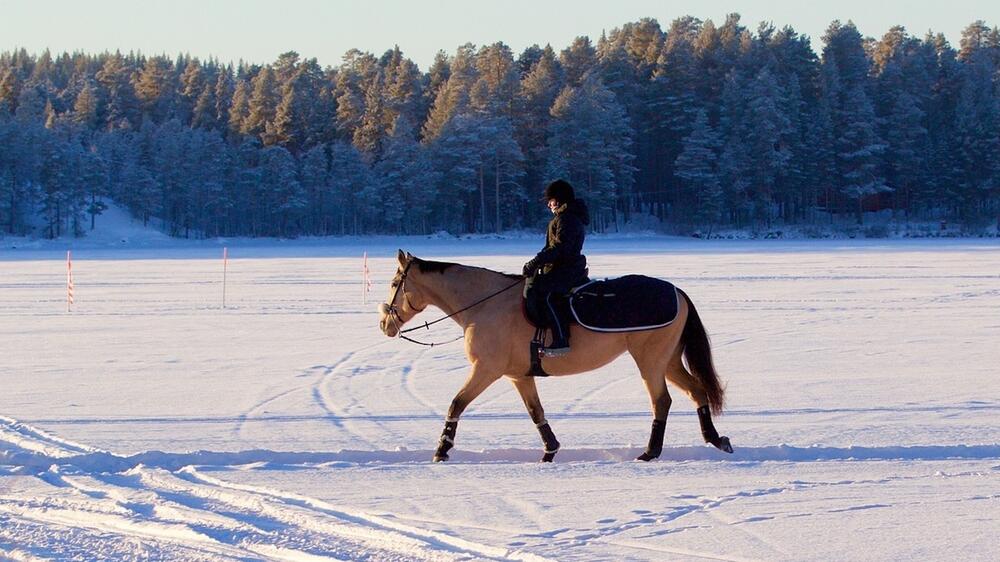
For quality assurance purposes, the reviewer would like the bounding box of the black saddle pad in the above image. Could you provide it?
[569,275,679,332]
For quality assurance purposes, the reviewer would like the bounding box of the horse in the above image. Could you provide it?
[377,250,732,462]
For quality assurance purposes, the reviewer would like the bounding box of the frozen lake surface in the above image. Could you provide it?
[2,236,999,560]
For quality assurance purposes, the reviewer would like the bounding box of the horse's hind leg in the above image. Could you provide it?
[636,369,672,461]
[433,367,501,462]
[629,333,675,461]
[511,377,560,462]
[665,352,733,453]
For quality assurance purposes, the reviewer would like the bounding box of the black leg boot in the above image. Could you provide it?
[637,419,666,461]
[433,418,458,461]
[536,420,561,462]
[697,405,733,453]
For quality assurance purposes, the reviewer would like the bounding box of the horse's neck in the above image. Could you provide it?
[417,265,516,327]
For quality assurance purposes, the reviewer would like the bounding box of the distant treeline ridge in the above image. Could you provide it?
[1,15,998,238]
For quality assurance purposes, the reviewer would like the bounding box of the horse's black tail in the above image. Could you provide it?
[678,288,725,416]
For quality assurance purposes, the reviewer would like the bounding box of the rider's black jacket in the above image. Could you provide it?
[524,198,590,291]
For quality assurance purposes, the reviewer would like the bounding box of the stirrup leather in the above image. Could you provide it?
[527,328,550,377]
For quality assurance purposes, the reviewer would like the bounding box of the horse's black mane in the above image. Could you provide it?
[414,259,456,274]
[415,258,521,281]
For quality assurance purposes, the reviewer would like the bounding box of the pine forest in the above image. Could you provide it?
[1,16,999,239]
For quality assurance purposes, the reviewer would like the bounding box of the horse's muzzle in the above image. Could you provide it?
[378,302,396,336]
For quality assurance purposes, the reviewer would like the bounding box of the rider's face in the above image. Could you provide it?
[547,198,559,214]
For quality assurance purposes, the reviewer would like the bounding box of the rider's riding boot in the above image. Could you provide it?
[543,294,570,357]
[544,334,570,357]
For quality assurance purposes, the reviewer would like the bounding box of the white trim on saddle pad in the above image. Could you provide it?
[569,278,681,333]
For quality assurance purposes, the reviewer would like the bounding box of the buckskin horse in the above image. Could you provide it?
[377,250,731,462]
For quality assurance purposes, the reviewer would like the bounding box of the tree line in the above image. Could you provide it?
[1,15,998,239]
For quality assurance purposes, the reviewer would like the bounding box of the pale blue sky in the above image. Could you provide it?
[2,0,997,70]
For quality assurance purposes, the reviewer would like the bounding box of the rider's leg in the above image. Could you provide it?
[544,292,570,356]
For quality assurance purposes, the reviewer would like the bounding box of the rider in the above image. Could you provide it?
[522,179,590,357]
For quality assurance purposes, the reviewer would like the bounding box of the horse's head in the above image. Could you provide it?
[378,249,428,337]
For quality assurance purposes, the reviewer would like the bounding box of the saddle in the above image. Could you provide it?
[569,275,680,332]
[522,275,680,376]
[523,275,680,332]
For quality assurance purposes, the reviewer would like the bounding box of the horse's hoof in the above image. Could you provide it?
[636,451,660,462]
[432,454,449,462]
[541,451,557,462]
[713,436,733,454]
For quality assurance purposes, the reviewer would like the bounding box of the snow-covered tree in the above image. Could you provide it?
[72,81,99,129]
[244,67,278,141]
[227,80,250,138]
[259,145,304,235]
[373,116,439,233]
[837,86,890,223]
[133,56,175,124]
[545,75,635,230]
[675,108,723,227]
[559,37,597,87]
[422,44,478,142]
[328,140,373,234]
[352,68,388,161]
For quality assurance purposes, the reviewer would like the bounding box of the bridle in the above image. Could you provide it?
[382,260,425,326]
[381,260,523,347]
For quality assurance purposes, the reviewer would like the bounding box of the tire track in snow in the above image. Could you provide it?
[233,385,309,440]
[400,347,440,415]
[179,466,552,561]
[698,489,792,559]
[313,348,415,448]
[1,416,550,561]
[25,400,1000,427]
[0,512,248,562]
[100,466,463,560]
[1,477,415,561]
[5,442,1000,474]
[5,411,999,471]
[0,415,103,458]
[561,374,633,416]
[309,350,383,449]
[459,471,547,531]
[601,539,762,562]
[312,351,358,412]
[0,486,254,561]
[544,487,792,560]
[233,339,389,441]
[322,345,438,448]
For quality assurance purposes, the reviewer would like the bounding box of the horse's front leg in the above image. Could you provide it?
[511,376,560,462]
[433,366,501,462]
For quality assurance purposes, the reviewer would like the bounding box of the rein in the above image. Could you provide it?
[387,266,523,347]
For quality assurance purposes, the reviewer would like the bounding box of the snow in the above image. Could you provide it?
[2,217,999,560]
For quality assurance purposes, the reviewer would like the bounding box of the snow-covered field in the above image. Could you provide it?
[2,231,999,560]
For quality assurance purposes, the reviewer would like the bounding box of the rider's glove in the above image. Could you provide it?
[522,259,538,277]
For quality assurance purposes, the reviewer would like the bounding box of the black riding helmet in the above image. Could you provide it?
[543,179,575,204]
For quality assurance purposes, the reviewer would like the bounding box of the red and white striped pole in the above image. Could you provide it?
[222,247,228,309]
[66,250,74,312]
[363,251,372,305]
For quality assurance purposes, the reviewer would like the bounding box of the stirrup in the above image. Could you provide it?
[542,345,570,357]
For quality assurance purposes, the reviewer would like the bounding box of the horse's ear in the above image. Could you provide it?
[405,251,414,261]
[397,249,406,265]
